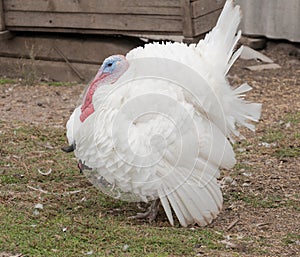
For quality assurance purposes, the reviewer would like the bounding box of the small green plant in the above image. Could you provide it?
[261,129,284,143]
[43,81,77,87]
[274,146,300,158]
[0,77,16,84]
[284,111,300,125]
[282,233,300,245]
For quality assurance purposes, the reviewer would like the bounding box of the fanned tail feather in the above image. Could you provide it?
[196,0,242,75]
[229,83,262,138]
[196,0,261,138]
[158,168,222,227]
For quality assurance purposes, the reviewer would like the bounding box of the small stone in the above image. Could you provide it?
[240,36,267,50]
[242,172,252,177]
[261,142,276,148]
[236,147,246,153]
[224,176,233,183]
[122,244,129,251]
[34,203,44,210]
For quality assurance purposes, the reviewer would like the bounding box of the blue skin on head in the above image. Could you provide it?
[80,55,129,122]
[102,56,123,74]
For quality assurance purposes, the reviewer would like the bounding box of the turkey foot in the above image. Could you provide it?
[61,144,75,153]
[129,199,160,223]
[78,160,92,173]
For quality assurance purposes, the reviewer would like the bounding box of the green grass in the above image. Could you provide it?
[230,192,278,208]
[261,129,284,143]
[0,77,16,84]
[0,174,22,184]
[282,233,300,245]
[233,162,252,172]
[1,203,223,256]
[42,81,77,87]
[274,146,300,158]
[284,111,300,125]
[0,122,226,257]
[229,192,299,210]
[0,76,77,87]
[259,112,300,159]
[0,199,224,257]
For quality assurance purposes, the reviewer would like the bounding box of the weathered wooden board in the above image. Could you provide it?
[3,0,180,11]
[3,28,184,39]
[0,33,143,82]
[181,0,194,39]
[0,35,142,64]
[0,0,5,30]
[4,0,181,15]
[5,12,182,33]
[0,30,12,40]
[0,56,99,82]
[193,8,222,35]
[191,0,225,18]
[2,0,225,41]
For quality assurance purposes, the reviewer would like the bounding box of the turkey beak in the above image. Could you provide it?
[96,63,111,79]
[92,69,109,84]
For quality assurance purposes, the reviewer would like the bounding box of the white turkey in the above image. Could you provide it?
[64,0,261,227]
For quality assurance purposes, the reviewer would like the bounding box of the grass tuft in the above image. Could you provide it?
[0,77,17,85]
[282,233,300,245]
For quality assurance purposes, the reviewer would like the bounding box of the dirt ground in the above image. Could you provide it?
[0,40,299,256]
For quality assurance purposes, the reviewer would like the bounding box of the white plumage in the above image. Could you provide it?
[66,0,261,227]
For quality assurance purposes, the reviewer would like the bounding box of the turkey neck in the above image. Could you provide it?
[80,77,103,122]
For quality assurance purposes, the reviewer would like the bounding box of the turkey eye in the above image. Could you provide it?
[107,63,113,67]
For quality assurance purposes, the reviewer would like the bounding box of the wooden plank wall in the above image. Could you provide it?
[0,35,142,82]
[3,0,183,35]
[3,0,225,38]
[181,0,194,40]
[0,56,99,82]
[0,0,5,30]
[0,35,142,64]
[190,0,225,36]
[0,0,226,81]
[4,0,181,15]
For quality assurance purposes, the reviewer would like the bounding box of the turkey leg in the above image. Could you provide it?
[129,199,160,223]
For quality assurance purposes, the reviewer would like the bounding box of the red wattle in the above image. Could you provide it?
[80,104,95,122]
[80,77,101,122]
[80,72,110,122]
